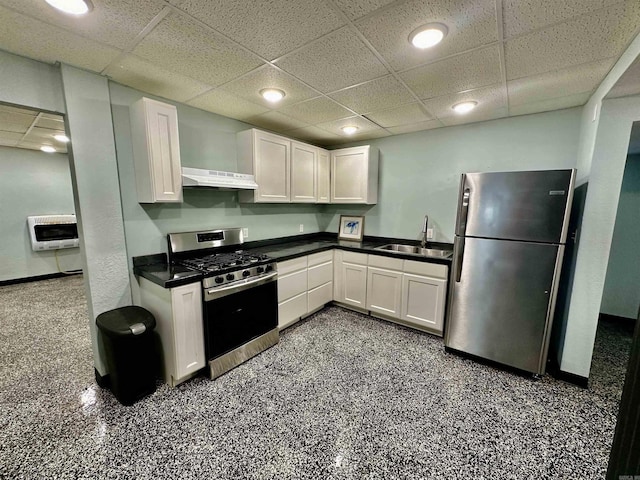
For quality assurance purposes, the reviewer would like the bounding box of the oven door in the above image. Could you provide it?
[203,273,278,360]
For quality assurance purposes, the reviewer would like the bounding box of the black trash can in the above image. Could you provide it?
[96,306,157,406]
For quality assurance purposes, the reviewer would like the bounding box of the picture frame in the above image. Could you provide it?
[338,215,365,242]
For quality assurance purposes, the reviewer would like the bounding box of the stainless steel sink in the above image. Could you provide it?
[375,244,453,259]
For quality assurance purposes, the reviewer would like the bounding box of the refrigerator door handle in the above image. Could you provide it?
[459,188,470,235]
[454,236,465,283]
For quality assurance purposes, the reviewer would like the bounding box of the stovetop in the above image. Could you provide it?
[178,250,272,274]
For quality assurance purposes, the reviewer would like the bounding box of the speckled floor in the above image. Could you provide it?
[0,275,632,479]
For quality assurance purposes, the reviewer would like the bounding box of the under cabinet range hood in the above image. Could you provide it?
[181,167,258,190]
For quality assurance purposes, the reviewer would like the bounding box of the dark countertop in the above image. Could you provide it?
[134,233,453,289]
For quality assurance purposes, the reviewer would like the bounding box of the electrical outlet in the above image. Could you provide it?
[426,228,434,240]
[299,224,304,233]
[242,228,249,238]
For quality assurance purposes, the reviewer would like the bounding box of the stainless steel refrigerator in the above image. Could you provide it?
[444,169,576,375]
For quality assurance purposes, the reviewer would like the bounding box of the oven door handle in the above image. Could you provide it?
[205,271,278,301]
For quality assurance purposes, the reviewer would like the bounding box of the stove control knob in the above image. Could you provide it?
[265,264,273,272]
[215,276,224,284]
[242,270,250,277]
[226,273,235,281]
[256,266,265,274]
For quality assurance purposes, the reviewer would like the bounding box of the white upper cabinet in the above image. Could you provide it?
[130,97,182,203]
[238,129,291,203]
[331,145,378,204]
[291,141,317,203]
[316,148,330,204]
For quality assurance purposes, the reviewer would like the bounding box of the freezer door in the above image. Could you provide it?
[445,237,562,374]
[455,170,575,243]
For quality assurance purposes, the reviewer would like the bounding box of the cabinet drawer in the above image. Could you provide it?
[278,256,308,276]
[308,250,333,266]
[368,254,403,270]
[278,268,307,301]
[403,260,448,279]
[278,292,307,329]
[342,251,368,265]
[308,261,333,290]
[308,282,332,312]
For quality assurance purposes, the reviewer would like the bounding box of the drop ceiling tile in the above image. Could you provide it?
[0,104,39,116]
[0,111,35,132]
[245,111,308,132]
[329,76,416,114]
[503,0,618,39]
[22,126,65,143]
[606,56,640,99]
[365,102,432,127]
[187,89,270,120]
[177,0,345,60]
[220,65,318,109]
[278,97,354,125]
[0,5,121,72]
[400,45,502,99]
[333,0,398,21]
[356,0,498,71]
[509,58,614,106]
[104,55,211,103]
[34,117,66,130]
[132,12,262,87]
[0,131,23,145]
[0,0,167,49]
[316,115,385,138]
[424,83,506,119]
[505,0,640,80]
[387,119,442,135]
[510,92,590,116]
[284,126,344,144]
[275,27,389,93]
[440,107,508,126]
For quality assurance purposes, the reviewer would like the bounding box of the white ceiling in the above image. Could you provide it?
[0,103,67,153]
[0,0,639,146]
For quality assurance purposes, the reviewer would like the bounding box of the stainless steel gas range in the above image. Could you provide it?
[168,228,278,379]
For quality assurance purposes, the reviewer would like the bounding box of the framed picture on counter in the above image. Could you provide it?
[338,215,365,242]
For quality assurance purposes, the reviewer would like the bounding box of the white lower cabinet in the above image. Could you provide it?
[277,251,333,330]
[366,267,402,318]
[334,251,368,309]
[401,273,446,332]
[137,278,205,387]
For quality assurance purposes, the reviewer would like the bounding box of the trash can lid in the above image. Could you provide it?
[96,306,156,337]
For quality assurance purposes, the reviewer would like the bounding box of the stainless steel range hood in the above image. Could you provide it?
[181,167,258,190]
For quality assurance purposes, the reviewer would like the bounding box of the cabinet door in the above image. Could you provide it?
[401,273,446,335]
[331,146,368,203]
[291,141,316,203]
[254,131,290,202]
[170,283,205,380]
[131,97,182,203]
[340,262,367,308]
[316,148,330,203]
[366,267,402,318]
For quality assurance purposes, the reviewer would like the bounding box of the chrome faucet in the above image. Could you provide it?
[421,215,429,248]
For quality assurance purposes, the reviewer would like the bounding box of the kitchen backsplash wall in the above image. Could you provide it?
[324,107,583,243]
[0,146,81,281]
[109,82,329,259]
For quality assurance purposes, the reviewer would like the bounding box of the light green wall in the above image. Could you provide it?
[0,49,64,113]
[108,82,329,259]
[0,146,81,281]
[325,108,582,243]
[601,154,640,319]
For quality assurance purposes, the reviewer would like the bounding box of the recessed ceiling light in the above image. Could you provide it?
[41,146,57,153]
[341,125,359,135]
[452,101,478,114]
[409,23,448,49]
[53,134,70,143]
[260,88,286,103]
[44,0,92,15]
